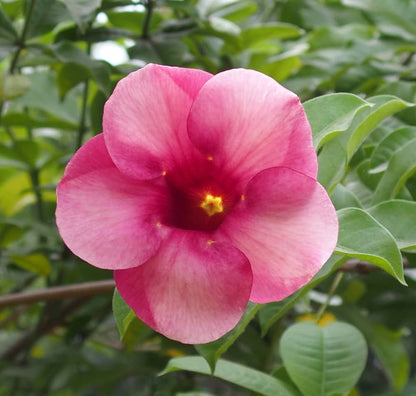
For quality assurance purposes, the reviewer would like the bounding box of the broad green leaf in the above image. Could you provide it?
[371,324,409,391]
[256,55,301,82]
[372,138,416,204]
[0,171,34,216]
[25,0,69,39]
[346,95,413,160]
[205,16,241,42]
[369,200,416,251]
[280,322,367,396]
[242,22,303,47]
[53,42,111,96]
[0,6,18,41]
[1,74,31,100]
[369,127,416,173]
[195,302,260,373]
[10,253,51,276]
[317,137,346,191]
[56,62,89,99]
[304,93,369,149]
[160,356,300,396]
[62,0,101,33]
[259,254,347,336]
[107,10,162,33]
[335,208,405,284]
[12,71,80,124]
[342,0,416,41]
[112,289,151,350]
[212,0,257,23]
[0,222,25,248]
[330,184,361,210]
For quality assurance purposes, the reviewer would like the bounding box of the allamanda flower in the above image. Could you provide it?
[56,64,338,344]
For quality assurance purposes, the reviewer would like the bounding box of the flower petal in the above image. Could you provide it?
[114,230,252,344]
[103,64,212,179]
[187,69,317,189]
[56,134,169,270]
[217,167,338,303]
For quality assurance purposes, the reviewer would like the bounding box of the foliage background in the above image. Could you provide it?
[1,0,416,394]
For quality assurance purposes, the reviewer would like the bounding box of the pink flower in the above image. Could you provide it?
[56,64,338,344]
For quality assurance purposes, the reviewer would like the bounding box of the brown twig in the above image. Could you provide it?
[0,280,115,309]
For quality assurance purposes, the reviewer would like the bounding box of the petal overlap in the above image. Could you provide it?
[56,134,169,270]
[217,167,338,303]
[114,230,252,344]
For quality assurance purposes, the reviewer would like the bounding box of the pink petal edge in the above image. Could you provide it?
[114,229,253,344]
[103,64,212,180]
[216,167,338,303]
[56,134,168,270]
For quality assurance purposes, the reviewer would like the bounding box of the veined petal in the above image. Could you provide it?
[187,69,317,189]
[103,64,212,179]
[217,167,338,303]
[114,230,252,344]
[56,134,168,270]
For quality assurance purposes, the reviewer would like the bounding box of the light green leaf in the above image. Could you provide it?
[346,95,414,161]
[371,138,416,204]
[160,356,300,396]
[0,171,34,216]
[304,93,369,150]
[242,22,304,47]
[330,184,361,210]
[369,200,416,251]
[10,253,51,276]
[1,74,31,100]
[335,208,405,284]
[280,322,367,396]
[371,324,409,392]
[195,302,260,373]
[369,127,416,174]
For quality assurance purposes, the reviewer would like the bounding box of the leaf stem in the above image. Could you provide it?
[316,271,344,322]
[141,0,154,39]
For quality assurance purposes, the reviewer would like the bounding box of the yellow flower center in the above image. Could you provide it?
[200,194,223,216]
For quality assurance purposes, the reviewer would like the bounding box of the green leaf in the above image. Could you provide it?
[0,171,33,216]
[0,221,25,248]
[12,71,80,124]
[304,93,369,150]
[195,302,260,373]
[259,254,347,336]
[280,321,367,396]
[346,95,414,161]
[335,208,405,284]
[369,200,416,251]
[371,324,409,392]
[10,253,51,276]
[160,356,300,396]
[0,6,18,41]
[242,22,303,47]
[330,184,361,210]
[63,0,102,33]
[347,95,413,159]
[371,138,416,204]
[53,41,111,96]
[56,62,89,99]
[112,289,151,350]
[25,0,70,39]
[212,0,257,23]
[369,127,416,173]
[1,74,31,100]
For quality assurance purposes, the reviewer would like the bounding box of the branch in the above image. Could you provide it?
[0,280,115,309]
